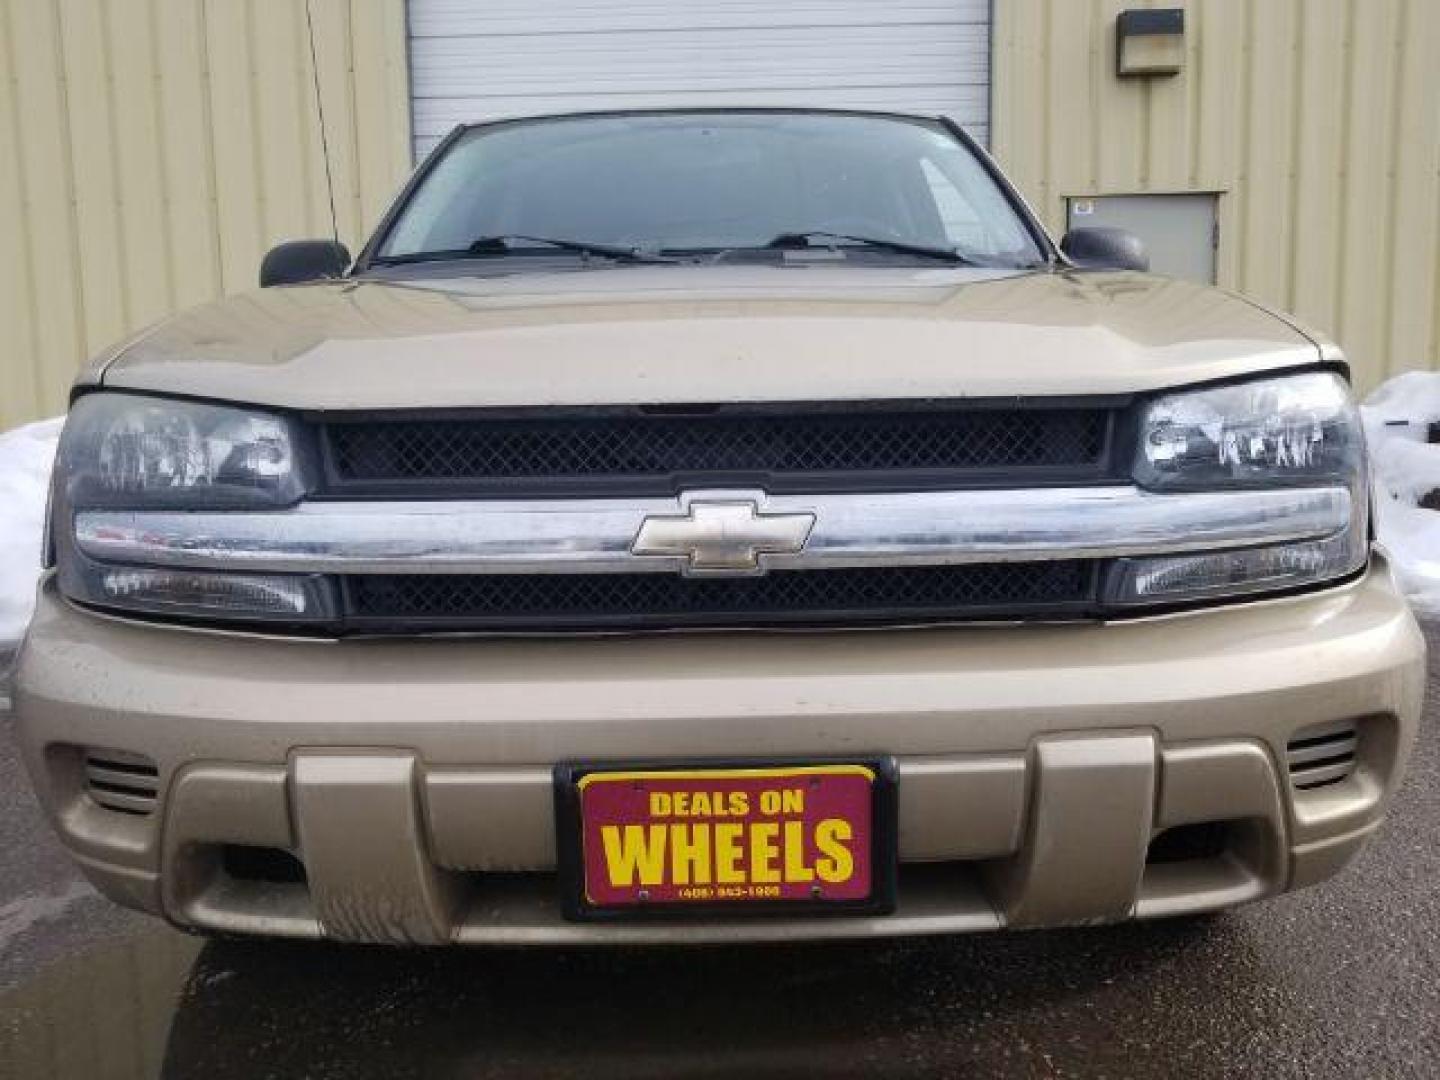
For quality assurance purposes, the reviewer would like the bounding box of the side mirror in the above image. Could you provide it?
[260,240,352,287]
[1059,227,1149,272]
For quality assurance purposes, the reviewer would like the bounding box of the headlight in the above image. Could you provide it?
[1107,371,1368,605]
[52,393,333,623]
[1133,371,1363,490]
[56,393,309,509]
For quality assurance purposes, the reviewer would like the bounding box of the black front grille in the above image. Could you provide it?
[323,402,1113,496]
[341,562,1098,632]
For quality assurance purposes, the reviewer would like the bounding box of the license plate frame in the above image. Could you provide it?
[554,756,898,922]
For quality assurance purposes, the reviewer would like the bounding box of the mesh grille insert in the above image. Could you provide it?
[324,405,1110,493]
[343,562,1096,631]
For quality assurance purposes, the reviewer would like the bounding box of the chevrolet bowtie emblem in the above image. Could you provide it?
[632,499,815,574]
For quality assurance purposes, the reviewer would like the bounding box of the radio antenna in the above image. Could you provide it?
[305,0,341,243]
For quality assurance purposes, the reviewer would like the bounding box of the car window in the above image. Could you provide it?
[919,157,1031,256]
[379,113,1043,266]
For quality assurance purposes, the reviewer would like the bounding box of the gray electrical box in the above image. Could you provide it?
[1066,193,1218,283]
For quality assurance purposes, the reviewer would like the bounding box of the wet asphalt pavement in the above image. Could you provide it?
[1,631,1437,1080]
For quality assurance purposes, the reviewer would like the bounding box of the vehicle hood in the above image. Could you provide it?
[96,265,1324,410]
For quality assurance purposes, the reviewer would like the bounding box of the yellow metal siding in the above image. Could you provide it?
[0,0,411,428]
[993,0,1440,392]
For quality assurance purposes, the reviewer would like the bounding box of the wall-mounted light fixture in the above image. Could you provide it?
[1116,8,1185,77]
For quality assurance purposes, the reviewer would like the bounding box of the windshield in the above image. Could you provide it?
[375,112,1045,267]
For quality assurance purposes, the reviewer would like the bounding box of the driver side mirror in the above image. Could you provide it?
[260,239,352,287]
[1059,227,1149,273]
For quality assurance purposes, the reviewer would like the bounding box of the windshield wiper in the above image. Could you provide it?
[468,234,675,262]
[763,231,977,265]
[371,235,675,267]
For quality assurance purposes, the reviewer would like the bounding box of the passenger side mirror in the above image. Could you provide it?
[1059,227,1150,273]
[259,239,352,287]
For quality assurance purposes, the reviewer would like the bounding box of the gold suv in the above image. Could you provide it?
[14,110,1424,944]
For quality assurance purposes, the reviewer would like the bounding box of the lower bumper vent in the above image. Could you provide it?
[1146,821,1231,864]
[222,844,307,884]
[1286,722,1359,790]
[83,748,160,815]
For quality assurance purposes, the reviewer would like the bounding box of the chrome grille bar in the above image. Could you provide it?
[74,485,1353,576]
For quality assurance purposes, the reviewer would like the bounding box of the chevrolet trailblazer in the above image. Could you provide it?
[13,109,1424,943]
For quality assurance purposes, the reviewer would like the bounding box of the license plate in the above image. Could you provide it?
[554,759,897,919]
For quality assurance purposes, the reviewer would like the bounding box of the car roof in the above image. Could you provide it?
[455,106,949,135]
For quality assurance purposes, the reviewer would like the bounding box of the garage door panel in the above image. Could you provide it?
[408,0,991,160]
[411,0,991,38]
[411,27,989,99]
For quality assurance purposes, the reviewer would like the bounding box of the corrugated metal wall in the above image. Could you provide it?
[992,0,1440,393]
[0,0,411,428]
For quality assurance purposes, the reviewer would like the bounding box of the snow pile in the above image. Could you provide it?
[0,417,62,647]
[1362,372,1440,615]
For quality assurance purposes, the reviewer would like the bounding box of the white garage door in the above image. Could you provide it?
[407,0,992,159]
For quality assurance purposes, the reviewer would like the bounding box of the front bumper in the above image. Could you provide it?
[12,563,1425,944]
